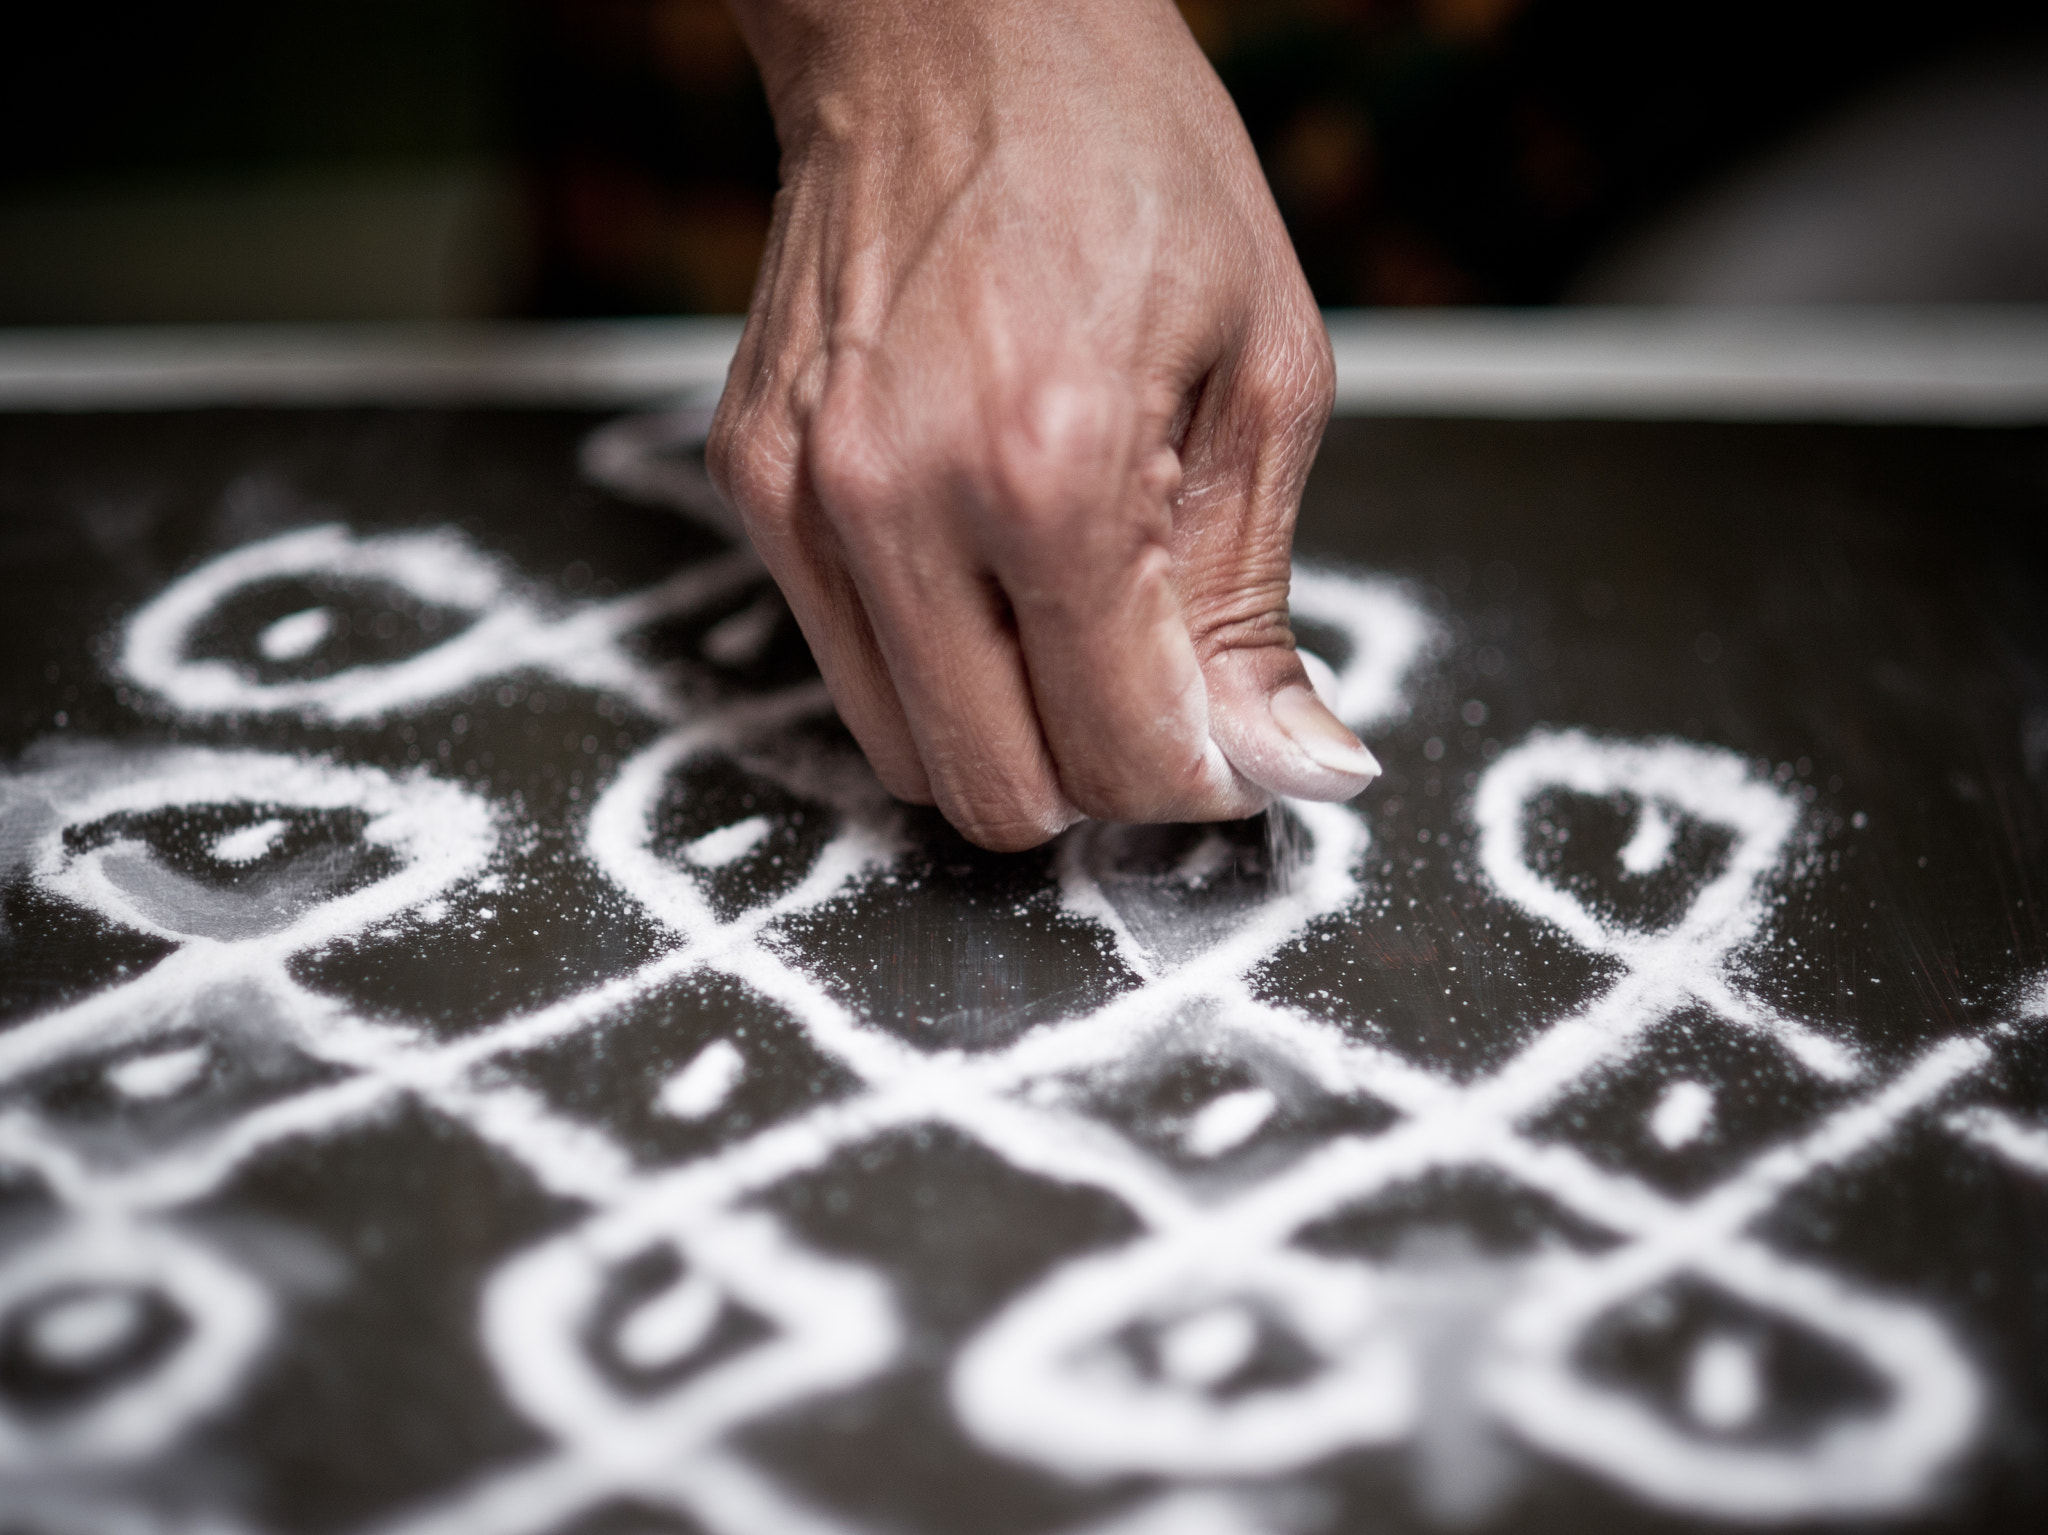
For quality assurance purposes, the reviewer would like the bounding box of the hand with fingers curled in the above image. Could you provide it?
[710,0,1380,851]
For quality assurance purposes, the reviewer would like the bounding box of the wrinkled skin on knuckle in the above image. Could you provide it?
[982,376,1130,547]
[702,405,754,512]
[1241,332,1335,453]
[1291,317,1340,429]
[926,723,1075,851]
[707,408,809,549]
[1174,488,1295,639]
[1185,568,1297,666]
[806,398,903,544]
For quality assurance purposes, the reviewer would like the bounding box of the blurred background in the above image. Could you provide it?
[2,0,2043,326]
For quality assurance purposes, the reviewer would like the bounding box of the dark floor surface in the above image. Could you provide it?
[0,407,2043,1535]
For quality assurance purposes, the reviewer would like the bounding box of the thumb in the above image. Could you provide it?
[1177,327,1378,804]
[1201,614,1382,803]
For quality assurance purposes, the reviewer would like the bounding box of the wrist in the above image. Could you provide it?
[723,0,1194,155]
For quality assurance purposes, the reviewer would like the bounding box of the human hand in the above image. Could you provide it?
[709,0,1379,851]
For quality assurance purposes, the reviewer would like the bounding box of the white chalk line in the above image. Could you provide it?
[120,523,765,727]
[0,472,2030,1533]
[952,733,1997,1515]
[1946,1103,2048,1178]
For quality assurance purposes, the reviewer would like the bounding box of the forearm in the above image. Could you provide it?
[721,0,1199,149]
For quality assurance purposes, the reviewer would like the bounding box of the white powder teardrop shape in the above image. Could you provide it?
[657,1039,746,1120]
[256,608,334,662]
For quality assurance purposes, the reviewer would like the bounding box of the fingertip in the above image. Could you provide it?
[1269,684,1380,782]
[874,759,938,807]
[949,794,1085,853]
[1205,654,1381,804]
[810,637,937,805]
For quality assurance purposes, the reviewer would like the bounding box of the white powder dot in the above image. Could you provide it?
[256,607,335,662]
[701,595,783,666]
[1649,1079,1716,1149]
[1619,801,1676,875]
[684,815,772,870]
[1686,1333,1764,1431]
[213,818,288,864]
[106,1043,211,1101]
[657,1039,746,1120]
[1156,1306,1259,1389]
[1171,831,1233,887]
[614,1271,722,1370]
[25,1289,149,1368]
[1181,1087,1279,1159]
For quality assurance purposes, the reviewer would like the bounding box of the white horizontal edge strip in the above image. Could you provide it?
[0,318,747,411]
[1325,309,2048,422]
[0,309,2045,421]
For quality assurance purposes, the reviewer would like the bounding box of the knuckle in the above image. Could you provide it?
[808,396,898,534]
[702,409,744,502]
[1242,336,1336,438]
[706,413,796,528]
[1181,517,1295,650]
[985,378,1128,536]
[1301,325,1339,418]
[1188,585,1295,660]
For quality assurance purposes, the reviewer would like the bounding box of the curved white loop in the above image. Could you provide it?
[118,523,766,726]
[35,748,496,952]
[1288,564,1435,734]
[1474,731,1798,958]
[120,524,523,723]
[0,1219,272,1469]
[482,1206,895,1454]
[954,1244,1411,1480]
[1486,1243,1980,1519]
[1056,798,1367,982]
[584,690,900,949]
